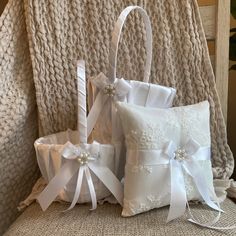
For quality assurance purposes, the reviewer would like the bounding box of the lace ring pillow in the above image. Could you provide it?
[115,101,236,230]
[87,6,176,179]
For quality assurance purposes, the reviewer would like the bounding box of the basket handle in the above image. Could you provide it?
[77,60,87,143]
[107,6,152,83]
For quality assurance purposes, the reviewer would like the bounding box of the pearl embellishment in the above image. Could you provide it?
[77,152,91,165]
[174,148,188,161]
[104,84,116,97]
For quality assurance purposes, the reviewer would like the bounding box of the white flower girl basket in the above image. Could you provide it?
[87,6,176,179]
[35,61,123,211]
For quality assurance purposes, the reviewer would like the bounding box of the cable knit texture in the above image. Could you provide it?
[24,0,233,179]
[0,0,234,234]
[0,0,39,234]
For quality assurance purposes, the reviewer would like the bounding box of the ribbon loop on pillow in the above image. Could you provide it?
[168,157,187,222]
[165,138,222,223]
[126,138,235,229]
[165,141,187,222]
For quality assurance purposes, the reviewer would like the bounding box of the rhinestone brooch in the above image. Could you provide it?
[77,152,91,165]
[104,84,116,97]
[174,148,188,161]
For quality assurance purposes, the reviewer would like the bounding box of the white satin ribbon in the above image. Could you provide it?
[107,6,152,83]
[127,138,228,228]
[163,139,222,223]
[91,72,132,100]
[87,72,132,137]
[164,139,222,222]
[37,141,123,211]
[165,140,236,229]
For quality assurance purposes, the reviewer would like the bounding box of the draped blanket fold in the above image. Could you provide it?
[0,0,234,234]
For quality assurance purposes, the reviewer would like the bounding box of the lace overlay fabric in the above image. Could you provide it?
[117,101,215,216]
[126,124,166,150]
[125,103,210,150]
[124,161,213,216]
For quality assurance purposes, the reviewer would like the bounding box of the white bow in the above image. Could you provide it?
[60,142,100,211]
[37,141,124,211]
[164,138,222,222]
[91,72,132,100]
[87,73,132,137]
[127,139,235,229]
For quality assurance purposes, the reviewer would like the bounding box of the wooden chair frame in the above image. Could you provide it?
[199,0,230,121]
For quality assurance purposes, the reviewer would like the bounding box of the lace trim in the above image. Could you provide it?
[126,123,166,149]
[123,193,168,215]
[129,165,153,174]
[125,107,210,149]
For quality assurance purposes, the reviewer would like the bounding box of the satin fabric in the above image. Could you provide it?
[115,101,216,218]
[35,130,116,204]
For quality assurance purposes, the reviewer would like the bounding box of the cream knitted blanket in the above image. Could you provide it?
[0,0,234,234]
[25,0,234,177]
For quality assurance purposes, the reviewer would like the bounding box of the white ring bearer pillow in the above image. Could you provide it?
[116,101,235,230]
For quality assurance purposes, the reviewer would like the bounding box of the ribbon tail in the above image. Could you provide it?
[37,162,79,211]
[187,201,236,230]
[183,161,222,212]
[89,163,124,206]
[167,160,187,222]
[63,166,84,212]
[182,162,235,229]
[188,221,236,230]
[87,91,109,137]
[187,201,221,228]
[84,165,97,210]
[111,100,124,177]
[111,101,117,141]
